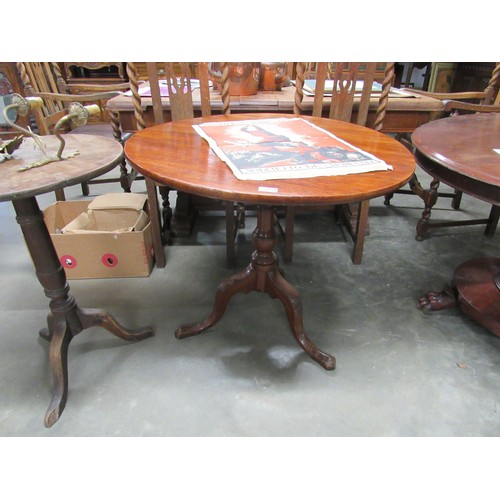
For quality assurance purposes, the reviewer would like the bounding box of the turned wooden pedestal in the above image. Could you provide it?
[1,135,154,426]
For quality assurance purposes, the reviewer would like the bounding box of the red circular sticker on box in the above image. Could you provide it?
[60,255,77,269]
[101,253,118,267]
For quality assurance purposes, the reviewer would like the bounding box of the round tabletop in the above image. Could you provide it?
[412,113,500,191]
[124,113,415,207]
[0,134,124,202]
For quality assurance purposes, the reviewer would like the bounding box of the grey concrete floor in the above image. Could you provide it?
[0,167,499,439]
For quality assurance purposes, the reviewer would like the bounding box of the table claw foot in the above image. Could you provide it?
[77,307,155,341]
[417,285,456,312]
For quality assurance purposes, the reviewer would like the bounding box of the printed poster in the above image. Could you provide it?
[193,117,392,181]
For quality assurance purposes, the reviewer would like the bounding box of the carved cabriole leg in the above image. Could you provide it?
[12,197,154,427]
[45,316,72,427]
[175,266,255,339]
[176,206,336,370]
[266,271,336,370]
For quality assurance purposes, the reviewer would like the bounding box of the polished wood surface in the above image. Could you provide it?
[414,114,500,336]
[125,113,415,371]
[412,113,500,191]
[0,135,124,201]
[108,84,444,134]
[384,62,500,208]
[1,134,154,427]
[125,113,415,206]
[411,113,500,240]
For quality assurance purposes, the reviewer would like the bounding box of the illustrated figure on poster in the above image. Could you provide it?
[226,124,372,169]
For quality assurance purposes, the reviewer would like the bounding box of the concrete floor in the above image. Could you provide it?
[0,168,499,438]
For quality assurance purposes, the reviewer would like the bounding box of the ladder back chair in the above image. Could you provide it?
[16,62,137,201]
[126,62,238,269]
[285,61,395,264]
[384,61,500,215]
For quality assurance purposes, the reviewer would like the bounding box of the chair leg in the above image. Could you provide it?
[158,186,172,241]
[351,200,369,265]
[145,178,166,268]
[80,183,89,196]
[55,189,66,202]
[119,160,133,193]
[283,206,296,264]
[485,205,500,237]
[384,173,424,206]
[236,202,246,228]
[451,190,463,210]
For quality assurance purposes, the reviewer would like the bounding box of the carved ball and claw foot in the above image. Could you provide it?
[417,284,457,312]
[175,206,336,371]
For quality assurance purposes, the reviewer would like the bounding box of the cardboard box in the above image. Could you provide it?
[44,193,155,279]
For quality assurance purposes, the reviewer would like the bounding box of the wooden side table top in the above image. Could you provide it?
[0,134,124,202]
[124,113,415,207]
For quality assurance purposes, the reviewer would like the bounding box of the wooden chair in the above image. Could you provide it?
[126,62,240,268]
[384,61,500,210]
[282,62,395,265]
[16,62,137,201]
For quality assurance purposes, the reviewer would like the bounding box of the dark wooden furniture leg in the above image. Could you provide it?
[12,197,155,427]
[175,205,336,370]
[416,177,440,241]
[417,257,500,337]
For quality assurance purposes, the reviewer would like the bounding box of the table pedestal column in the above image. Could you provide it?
[175,205,336,370]
[13,197,155,427]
